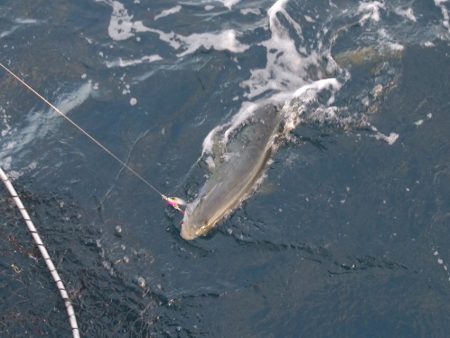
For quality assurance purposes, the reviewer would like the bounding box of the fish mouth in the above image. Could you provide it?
[180,226,196,240]
[180,222,214,240]
[180,201,222,240]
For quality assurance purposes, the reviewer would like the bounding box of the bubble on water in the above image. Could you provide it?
[130,97,138,106]
[137,276,146,288]
[432,249,450,283]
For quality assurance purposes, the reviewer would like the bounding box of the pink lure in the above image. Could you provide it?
[163,196,186,214]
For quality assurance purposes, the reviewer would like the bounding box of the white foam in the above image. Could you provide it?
[381,132,399,145]
[435,0,450,32]
[414,113,433,126]
[2,156,12,170]
[154,5,182,21]
[387,42,404,51]
[100,0,151,41]
[98,1,249,56]
[205,77,342,156]
[131,27,247,56]
[105,54,162,68]
[371,126,399,145]
[394,7,417,22]
[304,15,315,23]
[202,125,223,155]
[422,41,435,48]
[268,0,303,38]
[222,0,241,10]
[0,26,19,39]
[214,0,343,152]
[14,18,40,24]
[1,18,41,39]
[146,28,181,49]
[286,91,341,133]
[432,248,450,283]
[130,97,137,106]
[242,0,318,100]
[358,1,385,25]
[1,128,10,137]
[2,160,36,179]
[57,82,93,115]
[177,30,249,57]
[0,107,11,137]
[0,82,92,161]
[240,8,261,16]
[293,78,342,99]
[205,156,215,170]
[376,28,405,56]
[222,102,258,142]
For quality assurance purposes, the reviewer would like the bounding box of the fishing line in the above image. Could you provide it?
[0,63,184,210]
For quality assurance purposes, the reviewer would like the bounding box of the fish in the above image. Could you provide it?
[180,104,284,240]
[333,45,403,68]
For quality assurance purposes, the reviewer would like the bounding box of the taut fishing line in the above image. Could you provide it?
[0,63,184,211]
[0,63,186,337]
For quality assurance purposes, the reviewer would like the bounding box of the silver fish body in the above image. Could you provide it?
[181,104,283,240]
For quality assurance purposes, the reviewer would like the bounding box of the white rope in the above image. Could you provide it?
[0,167,81,338]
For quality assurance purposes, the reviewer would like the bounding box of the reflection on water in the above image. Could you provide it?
[1,0,450,337]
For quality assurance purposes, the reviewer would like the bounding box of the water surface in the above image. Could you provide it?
[1,0,450,337]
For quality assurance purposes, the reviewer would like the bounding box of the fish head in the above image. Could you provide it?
[180,198,220,240]
[180,218,211,240]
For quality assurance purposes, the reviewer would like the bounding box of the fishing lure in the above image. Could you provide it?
[162,195,186,213]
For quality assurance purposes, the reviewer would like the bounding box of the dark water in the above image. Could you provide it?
[1,0,450,337]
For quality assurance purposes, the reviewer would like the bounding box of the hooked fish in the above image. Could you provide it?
[181,104,284,240]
